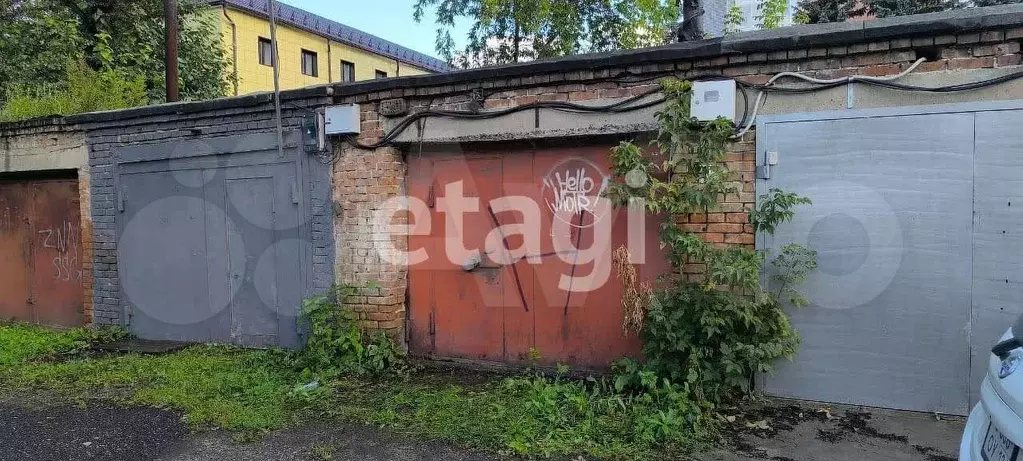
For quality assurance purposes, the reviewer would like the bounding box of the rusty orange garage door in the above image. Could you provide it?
[0,177,84,327]
[408,144,668,368]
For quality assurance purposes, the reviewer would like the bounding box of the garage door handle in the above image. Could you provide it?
[462,255,481,272]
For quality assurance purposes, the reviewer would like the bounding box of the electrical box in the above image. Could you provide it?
[324,105,361,135]
[303,112,326,153]
[690,80,736,122]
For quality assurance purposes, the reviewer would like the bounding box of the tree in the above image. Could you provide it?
[0,0,232,107]
[757,0,789,29]
[723,2,744,35]
[413,0,681,67]
[856,0,957,17]
[793,0,857,23]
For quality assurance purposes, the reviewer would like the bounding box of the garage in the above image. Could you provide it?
[111,131,330,347]
[758,101,1023,415]
[406,143,668,368]
[0,172,84,327]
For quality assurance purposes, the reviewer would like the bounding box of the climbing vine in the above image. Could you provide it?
[606,78,817,407]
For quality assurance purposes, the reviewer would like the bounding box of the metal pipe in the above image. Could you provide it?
[164,0,180,102]
[268,0,285,158]
[221,4,239,96]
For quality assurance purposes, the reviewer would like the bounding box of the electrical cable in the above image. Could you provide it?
[733,58,928,139]
[344,86,667,150]
[341,58,1023,150]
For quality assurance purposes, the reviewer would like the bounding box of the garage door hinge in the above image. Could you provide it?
[117,186,126,212]
[757,151,780,180]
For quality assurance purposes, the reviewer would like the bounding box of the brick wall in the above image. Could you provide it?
[333,14,1023,342]
[332,143,407,339]
[78,93,334,327]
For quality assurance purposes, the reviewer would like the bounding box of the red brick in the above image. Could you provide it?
[726,213,748,223]
[568,91,597,101]
[997,54,1023,67]
[513,95,538,106]
[861,64,902,76]
[917,60,949,73]
[950,57,996,69]
[724,234,755,245]
[706,213,725,223]
[707,223,744,233]
[703,233,725,243]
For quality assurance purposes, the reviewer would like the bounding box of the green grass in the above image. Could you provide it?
[0,324,90,366]
[0,325,704,460]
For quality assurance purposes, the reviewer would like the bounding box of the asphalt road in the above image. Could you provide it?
[0,400,187,461]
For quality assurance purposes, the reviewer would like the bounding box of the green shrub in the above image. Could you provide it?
[605,78,817,407]
[295,284,405,378]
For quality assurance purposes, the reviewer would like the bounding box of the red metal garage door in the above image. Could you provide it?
[0,177,84,327]
[407,144,668,368]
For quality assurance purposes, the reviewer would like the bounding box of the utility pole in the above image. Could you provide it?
[268,0,285,158]
[164,0,180,102]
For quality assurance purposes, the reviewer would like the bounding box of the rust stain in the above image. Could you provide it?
[0,179,84,327]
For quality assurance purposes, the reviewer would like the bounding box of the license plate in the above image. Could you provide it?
[983,423,1020,461]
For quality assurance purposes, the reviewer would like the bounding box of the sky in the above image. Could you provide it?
[279,0,470,59]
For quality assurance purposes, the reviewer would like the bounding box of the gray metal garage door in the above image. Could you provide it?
[758,101,1023,415]
[113,132,329,348]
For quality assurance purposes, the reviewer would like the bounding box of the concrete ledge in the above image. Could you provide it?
[385,96,663,144]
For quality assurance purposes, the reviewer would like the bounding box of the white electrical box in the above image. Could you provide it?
[324,105,361,135]
[690,80,736,122]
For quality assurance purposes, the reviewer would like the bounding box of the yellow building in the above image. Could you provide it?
[207,0,450,96]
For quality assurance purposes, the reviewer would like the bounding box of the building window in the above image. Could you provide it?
[258,37,273,66]
[301,49,318,77]
[341,60,355,82]
[375,70,388,79]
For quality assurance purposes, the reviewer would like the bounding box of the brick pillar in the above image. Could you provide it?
[78,165,94,326]
[332,142,408,342]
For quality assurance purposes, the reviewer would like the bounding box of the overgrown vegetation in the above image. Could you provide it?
[0,0,232,121]
[0,59,146,121]
[295,283,404,379]
[0,299,705,459]
[604,78,816,411]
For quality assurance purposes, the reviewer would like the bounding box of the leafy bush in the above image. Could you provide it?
[295,284,404,378]
[605,78,817,407]
[0,59,146,121]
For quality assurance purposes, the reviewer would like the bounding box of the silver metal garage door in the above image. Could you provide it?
[758,101,1023,415]
[113,132,328,348]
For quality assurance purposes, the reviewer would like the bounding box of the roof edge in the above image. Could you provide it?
[208,0,452,73]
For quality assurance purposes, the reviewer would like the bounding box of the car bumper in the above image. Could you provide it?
[960,402,986,461]
[961,377,1023,460]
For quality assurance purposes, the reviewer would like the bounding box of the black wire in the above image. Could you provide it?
[735,82,750,130]
[345,67,1023,150]
[345,86,667,149]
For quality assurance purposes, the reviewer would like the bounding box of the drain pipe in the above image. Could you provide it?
[268,0,285,159]
[221,4,239,96]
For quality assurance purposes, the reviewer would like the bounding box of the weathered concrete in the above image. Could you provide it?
[384,95,662,144]
[0,125,86,173]
[697,399,964,461]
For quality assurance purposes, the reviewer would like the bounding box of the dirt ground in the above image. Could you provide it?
[0,396,964,461]
[695,399,965,461]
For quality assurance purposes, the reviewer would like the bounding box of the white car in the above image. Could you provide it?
[961,316,1023,461]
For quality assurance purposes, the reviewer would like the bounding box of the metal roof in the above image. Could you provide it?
[211,0,453,73]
